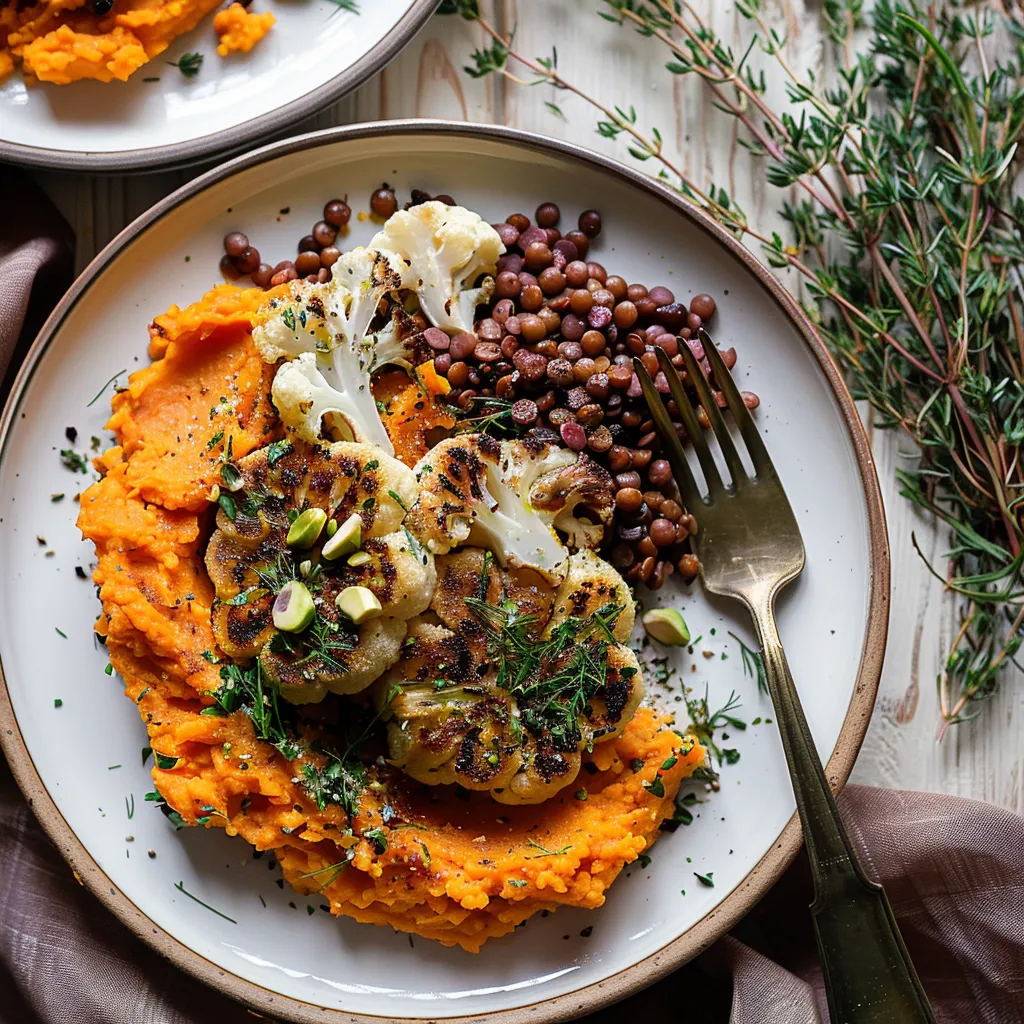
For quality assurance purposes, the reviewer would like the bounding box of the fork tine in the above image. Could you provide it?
[645,351,724,496]
[700,331,773,476]
[672,343,748,488]
[632,360,703,511]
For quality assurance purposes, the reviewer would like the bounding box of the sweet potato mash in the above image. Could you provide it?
[1,0,272,85]
[77,285,706,951]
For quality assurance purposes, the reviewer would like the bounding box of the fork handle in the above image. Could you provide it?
[749,590,935,1024]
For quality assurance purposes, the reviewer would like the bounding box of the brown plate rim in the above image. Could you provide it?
[0,119,889,1024]
[0,1,438,173]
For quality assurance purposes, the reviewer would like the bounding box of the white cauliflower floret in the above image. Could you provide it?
[406,434,614,580]
[370,201,503,335]
[253,249,409,454]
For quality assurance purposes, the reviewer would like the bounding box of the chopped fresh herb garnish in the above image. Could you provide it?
[53,698,63,708]
[51,493,65,503]
[105,663,114,676]
[87,369,127,407]
[221,463,243,491]
[508,878,527,888]
[207,431,224,451]
[54,627,67,639]
[266,439,292,466]
[60,449,88,473]
[387,489,408,511]
[142,746,152,766]
[167,52,203,77]
[125,794,135,820]
[465,598,625,752]
[694,871,715,888]
[729,632,768,694]
[282,307,296,331]
[174,880,236,922]
[686,686,746,767]
[644,777,665,798]
[154,752,180,770]
[525,840,572,858]
[637,852,652,869]
[298,860,349,889]
[362,827,388,855]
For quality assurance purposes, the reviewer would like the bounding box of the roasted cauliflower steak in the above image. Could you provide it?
[379,546,644,803]
[205,438,433,703]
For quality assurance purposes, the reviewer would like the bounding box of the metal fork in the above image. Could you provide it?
[634,337,935,1024]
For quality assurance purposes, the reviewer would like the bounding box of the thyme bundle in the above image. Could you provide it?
[443,0,1024,735]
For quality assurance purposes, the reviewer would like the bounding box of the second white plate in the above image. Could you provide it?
[0,0,434,170]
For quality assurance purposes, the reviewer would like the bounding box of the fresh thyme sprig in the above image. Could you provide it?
[444,0,1024,736]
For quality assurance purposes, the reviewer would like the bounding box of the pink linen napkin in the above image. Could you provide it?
[2,178,1023,1024]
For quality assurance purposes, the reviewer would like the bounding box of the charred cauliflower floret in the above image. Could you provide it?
[380,620,524,791]
[205,439,434,703]
[407,434,614,581]
[379,547,643,803]
[547,548,636,642]
[429,547,556,642]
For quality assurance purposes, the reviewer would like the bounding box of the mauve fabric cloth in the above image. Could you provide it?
[0,169,73,397]
[3,180,1024,1024]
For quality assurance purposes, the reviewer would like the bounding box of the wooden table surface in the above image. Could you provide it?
[27,1,1024,813]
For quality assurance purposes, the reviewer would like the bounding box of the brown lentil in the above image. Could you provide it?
[370,186,398,219]
[224,232,249,258]
[324,200,351,228]
[578,210,602,237]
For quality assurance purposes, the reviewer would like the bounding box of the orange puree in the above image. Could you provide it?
[77,285,705,951]
[213,2,274,56]
[2,0,273,85]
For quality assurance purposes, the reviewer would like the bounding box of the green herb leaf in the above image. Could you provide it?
[167,52,203,77]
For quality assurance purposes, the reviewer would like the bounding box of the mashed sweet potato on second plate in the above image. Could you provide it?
[77,285,706,952]
[1,0,272,85]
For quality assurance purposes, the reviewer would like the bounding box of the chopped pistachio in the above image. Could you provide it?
[287,508,327,550]
[273,581,315,632]
[321,512,362,561]
[642,608,690,646]
[347,551,373,567]
[336,585,382,624]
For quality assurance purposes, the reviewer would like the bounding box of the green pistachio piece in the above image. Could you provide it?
[287,508,327,550]
[347,551,373,567]
[641,608,690,646]
[336,585,382,624]
[273,581,315,632]
[322,512,362,561]
[325,519,339,538]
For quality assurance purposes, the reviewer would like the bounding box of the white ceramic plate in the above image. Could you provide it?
[0,122,887,1023]
[0,1,434,171]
